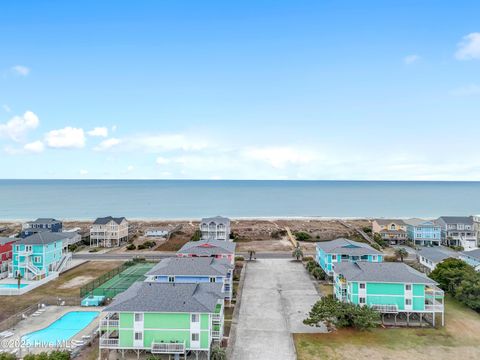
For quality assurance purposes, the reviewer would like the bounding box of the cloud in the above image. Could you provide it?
[11,65,30,76]
[132,134,209,152]
[156,156,171,165]
[0,111,39,141]
[450,84,480,96]
[243,146,317,169]
[127,165,134,172]
[87,127,108,137]
[94,138,121,151]
[79,169,89,175]
[23,140,44,153]
[455,32,480,60]
[404,54,420,65]
[2,105,11,113]
[45,127,85,148]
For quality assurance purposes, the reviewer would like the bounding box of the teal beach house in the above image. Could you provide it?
[99,282,225,358]
[316,238,383,276]
[333,261,445,326]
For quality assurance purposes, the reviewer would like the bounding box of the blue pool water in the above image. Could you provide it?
[23,311,99,346]
[0,284,28,289]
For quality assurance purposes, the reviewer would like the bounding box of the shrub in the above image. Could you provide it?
[271,229,287,239]
[68,244,78,252]
[362,226,372,234]
[294,231,312,241]
[235,256,244,261]
[191,229,202,241]
[303,256,314,262]
[211,346,227,360]
[312,267,326,280]
[88,248,98,253]
[142,241,156,248]
[306,260,317,273]
[0,353,17,360]
[137,244,146,250]
[370,243,381,251]
[373,233,387,247]
[126,244,136,251]
[23,351,70,360]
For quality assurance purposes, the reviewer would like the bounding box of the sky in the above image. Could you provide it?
[1,0,480,180]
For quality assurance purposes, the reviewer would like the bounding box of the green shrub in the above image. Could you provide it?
[294,231,312,241]
[68,244,78,252]
[303,256,314,262]
[306,260,317,273]
[137,244,146,250]
[312,267,326,280]
[88,247,98,253]
[0,353,18,360]
[126,244,136,250]
[235,256,245,261]
[191,229,202,241]
[142,241,156,248]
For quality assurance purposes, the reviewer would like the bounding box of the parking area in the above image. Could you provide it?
[231,259,326,360]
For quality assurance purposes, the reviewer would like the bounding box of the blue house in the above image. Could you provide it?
[316,238,383,276]
[12,232,71,280]
[459,249,480,271]
[21,218,63,238]
[405,218,441,246]
[144,257,234,300]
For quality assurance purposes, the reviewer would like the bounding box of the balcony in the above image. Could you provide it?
[99,336,119,348]
[151,341,185,354]
[212,330,221,340]
[371,304,398,313]
[424,301,444,312]
[100,319,119,327]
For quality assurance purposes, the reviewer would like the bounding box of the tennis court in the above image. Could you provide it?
[80,262,156,299]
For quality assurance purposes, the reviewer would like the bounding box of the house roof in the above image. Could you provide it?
[334,261,437,284]
[373,219,407,226]
[404,218,439,227]
[93,216,127,225]
[177,240,236,256]
[200,216,230,225]
[104,282,223,313]
[437,216,474,225]
[0,237,16,246]
[27,218,62,224]
[379,229,407,235]
[461,249,480,261]
[16,232,76,245]
[146,257,232,277]
[316,238,382,255]
[417,246,459,263]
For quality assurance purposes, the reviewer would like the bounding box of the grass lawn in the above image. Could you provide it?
[0,261,123,322]
[294,296,480,360]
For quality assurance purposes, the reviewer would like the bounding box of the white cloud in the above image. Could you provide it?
[0,111,39,141]
[156,156,171,165]
[11,65,30,76]
[111,125,117,132]
[87,127,108,137]
[404,54,420,65]
[450,84,480,96]
[243,146,317,169]
[45,127,85,149]
[94,138,121,151]
[2,105,11,113]
[132,134,209,152]
[455,32,480,60]
[79,169,89,175]
[23,140,44,153]
[127,165,134,172]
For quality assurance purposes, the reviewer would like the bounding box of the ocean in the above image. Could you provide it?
[0,180,479,220]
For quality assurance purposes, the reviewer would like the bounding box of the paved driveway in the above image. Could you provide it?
[231,259,326,360]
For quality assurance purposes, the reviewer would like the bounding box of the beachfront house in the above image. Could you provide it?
[177,240,236,265]
[459,249,480,271]
[417,246,460,273]
[0,237,16,279]
[316,238,383,276]
[90,216,129,247]
[99,282,225,359]
[436,216,477,250]
[21,218,63,237]
[333,261,445,326]
[11,232,72,280]
[144,257,234,301]
[405,218,441,246]
[372,219,408,245]
[200,216,231,241]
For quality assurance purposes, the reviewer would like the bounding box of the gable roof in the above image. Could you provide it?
[373,219,407,226]
[200,216,230,225]
[27,218,62,225]
[404,218,439,227]
[417,246,459,263]
[316,238,382,256]
[0,237,17,246]
[334,261,437,284]
[104,282,223,313]
[146,257,232,277]
[177,240,236,256]
[93,216,127,225]
[437,216,474,226]
[16,232,74,245]
[461,249,480,261]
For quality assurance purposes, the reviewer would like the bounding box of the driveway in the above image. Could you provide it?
[231,259,326,360]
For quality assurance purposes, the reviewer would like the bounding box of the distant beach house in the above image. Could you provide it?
[144,257,234,301]
[417,246,459,273]
[405,218,441,246]
[316,238,383,276]
[145,228,169,237]
[0,237,16,279]
[459,249,480,271]
[90,216,129,247]
[21,218,63,237]
[333,261,445,326]
[200,216,231,241]
[177,240,236,265]
[99,282,225,358]
[11,232,72,280]
[372,219,408,245]
[436,216,477,250]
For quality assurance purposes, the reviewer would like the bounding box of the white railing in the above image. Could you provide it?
[99,336,119,348]
[371,304,398,313]
[101,319,119,327]
[212,313,223,323]
[212,330,221,339]
[151,341,185,354]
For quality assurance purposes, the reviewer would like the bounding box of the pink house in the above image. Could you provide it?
[177,240,236,265]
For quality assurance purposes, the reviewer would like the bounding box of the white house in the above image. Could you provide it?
[90,216,129,247]
[200,216,231,242]
[417,246,459,273]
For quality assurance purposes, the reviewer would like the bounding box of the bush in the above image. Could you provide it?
[303,256,314,262]
[68,244,78,252]
[0,353,17,360]
[88,248,98,253]
[294,231,312,241]
[142,241,156,248]
[306,260,317,273]
[271,229,287,239]
[23,351,70,360]
[370,243,381,251]
[191,229,202,241]
[211,346,227,360]
[126,244,136,251]
[362,226,372,234]
[312,267,326,280]
[137,244,146,250]
[373,233,387,247]
[235,256,245,261]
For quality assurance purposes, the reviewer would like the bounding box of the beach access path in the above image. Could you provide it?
[231,258,326,360]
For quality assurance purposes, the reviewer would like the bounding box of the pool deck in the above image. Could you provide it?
[4,305,102,356]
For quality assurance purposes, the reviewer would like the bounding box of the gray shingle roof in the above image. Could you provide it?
[334,262,437,284]
[417,246,459,263]
[27,218,62,225]
[374,219,407,226]
[404,218,439,227]
[200,216,230,226]
[177,240,236,256]
[17,232,73,245]
[146,257,232,277]
[0,237,16,246]
[104,282,223,313]
[437,216,474,225]
[316,238,382,256]
[461,249,480,261]
[93,216,127,225]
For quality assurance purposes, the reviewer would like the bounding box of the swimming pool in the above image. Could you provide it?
[0,284,28,289]
[22,311,99,346]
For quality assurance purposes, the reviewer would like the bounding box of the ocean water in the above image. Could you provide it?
[0,180,479,220]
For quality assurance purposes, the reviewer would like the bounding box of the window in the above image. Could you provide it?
[405,299,412,306]
[191,314,200,323]
[359,283,366,289]
[168,276,175,282]
[134,332,142,340]
[371,255,377,262]
[33,256,41,263]
[332,255,337,261]
[134,313,143,322]
[405,284,412,291]
[210,277,216,283]
[191,333,200,342]
[359,297,366,304]
[25,245,32,252]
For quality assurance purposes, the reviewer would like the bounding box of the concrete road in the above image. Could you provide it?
[231,259,326,360]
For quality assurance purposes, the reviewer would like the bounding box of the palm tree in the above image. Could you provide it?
[292,245,304,261]
[394,248,408,262]
[16,273,22,289]
[248,250,256,261]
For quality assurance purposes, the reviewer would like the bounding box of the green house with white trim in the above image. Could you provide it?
[333,261,445,326]
[99,282,225,358]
